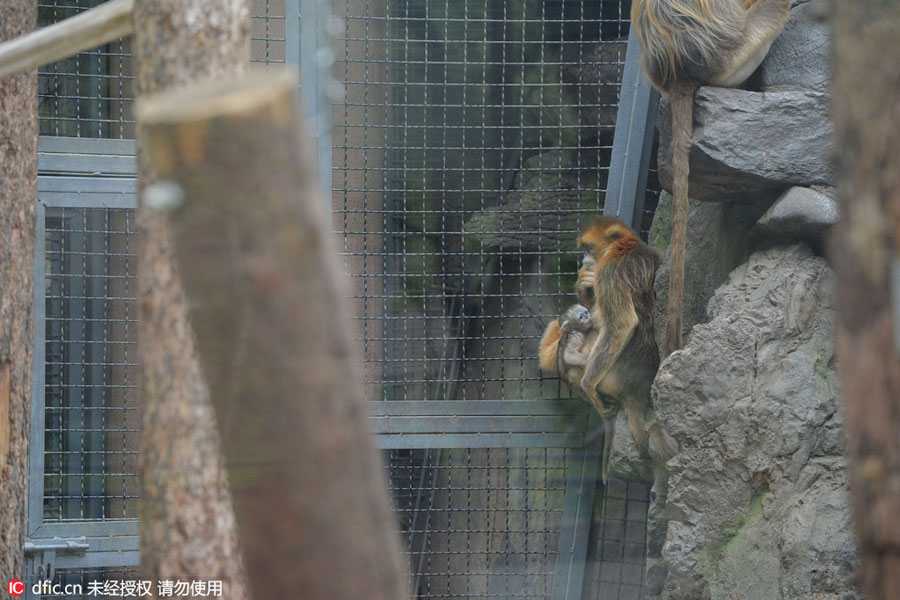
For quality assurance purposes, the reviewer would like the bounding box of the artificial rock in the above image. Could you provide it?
[760,1,831,93]
[754,186,838,249]
[658,87,834,201]
[652,245,859,600]
[649,191,772,350]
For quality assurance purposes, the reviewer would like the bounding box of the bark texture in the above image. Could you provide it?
[0,0,37,584]
[139,71,410,600]
[830,2,900,598]
[132,1,250,598]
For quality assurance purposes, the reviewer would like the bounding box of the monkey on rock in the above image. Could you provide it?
[631,0,790,356]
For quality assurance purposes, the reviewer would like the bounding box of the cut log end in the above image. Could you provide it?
[137,69,298,127]
[139,69,301,179]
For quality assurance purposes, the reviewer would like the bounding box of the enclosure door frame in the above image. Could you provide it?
[25,137,140,597]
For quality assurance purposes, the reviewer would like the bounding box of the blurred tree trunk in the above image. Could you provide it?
[140,71,410,600]
[831,3,900,598]
[132,1,250,598]
[0,0,37,584]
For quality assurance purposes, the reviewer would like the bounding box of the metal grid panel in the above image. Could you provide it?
[388,448,569,599]
[34,2,296,524]
[251,0,288,68]
[38,1,135,139]
[332,0,635,406]
[37,1,292,139]
[43,207,139,521]
[332,3,652,600]
[583,479,650,600]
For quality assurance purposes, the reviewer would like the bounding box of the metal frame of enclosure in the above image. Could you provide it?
[25,1,658,599]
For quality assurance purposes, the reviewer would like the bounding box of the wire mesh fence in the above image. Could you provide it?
[388,448,568,598]
[34,0,297,527]
[251,0,288,69]
[37,0,289,138]
[332,2,654,598]
[331,0,644,405]
[43,207,139,521]
[37,0,135,138]
[583,479,650,600]
[32,1,659,598]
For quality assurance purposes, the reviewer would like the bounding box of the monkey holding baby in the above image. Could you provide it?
[541,302,611,416]
[541,217,675,483]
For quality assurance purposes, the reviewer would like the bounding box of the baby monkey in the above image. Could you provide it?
[555,304,594,385]
[539,253,597,374]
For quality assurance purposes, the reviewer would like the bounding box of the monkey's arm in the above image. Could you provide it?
[580,292,638,402]
[715,0,790,87]
[575,261,595,306]
[539,320,563,371]
[562,343,590,367]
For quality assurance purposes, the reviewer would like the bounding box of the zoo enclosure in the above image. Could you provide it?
[25,1,659,599]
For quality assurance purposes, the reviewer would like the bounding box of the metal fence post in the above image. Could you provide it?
[552,416,603,600]
[604,28,660,231]
[298,0,333,205]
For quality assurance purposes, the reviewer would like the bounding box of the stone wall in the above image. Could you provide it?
[634,2,862,598]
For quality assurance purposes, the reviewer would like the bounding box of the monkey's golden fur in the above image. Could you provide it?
[631,0,790,356]
[539,320,564,372]
[578,218,673,472]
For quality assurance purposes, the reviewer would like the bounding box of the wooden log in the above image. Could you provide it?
[831,2,900,598]
[0,0,36,582]
[0,0,133,80]
[138,70,410,600]
[132,1,250,598]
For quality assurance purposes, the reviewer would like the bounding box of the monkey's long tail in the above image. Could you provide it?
[663,80,699,358]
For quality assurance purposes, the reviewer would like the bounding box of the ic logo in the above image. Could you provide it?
[6,579,24,597]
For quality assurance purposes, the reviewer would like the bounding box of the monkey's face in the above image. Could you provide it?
[561,305,592,331]
[574,307,592,328]
[578,216,634,260]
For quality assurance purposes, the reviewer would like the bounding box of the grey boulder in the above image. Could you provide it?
[658,88,834,201]
[652,245,860,600]
[760,1,831,92]
[754,186,838,248]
